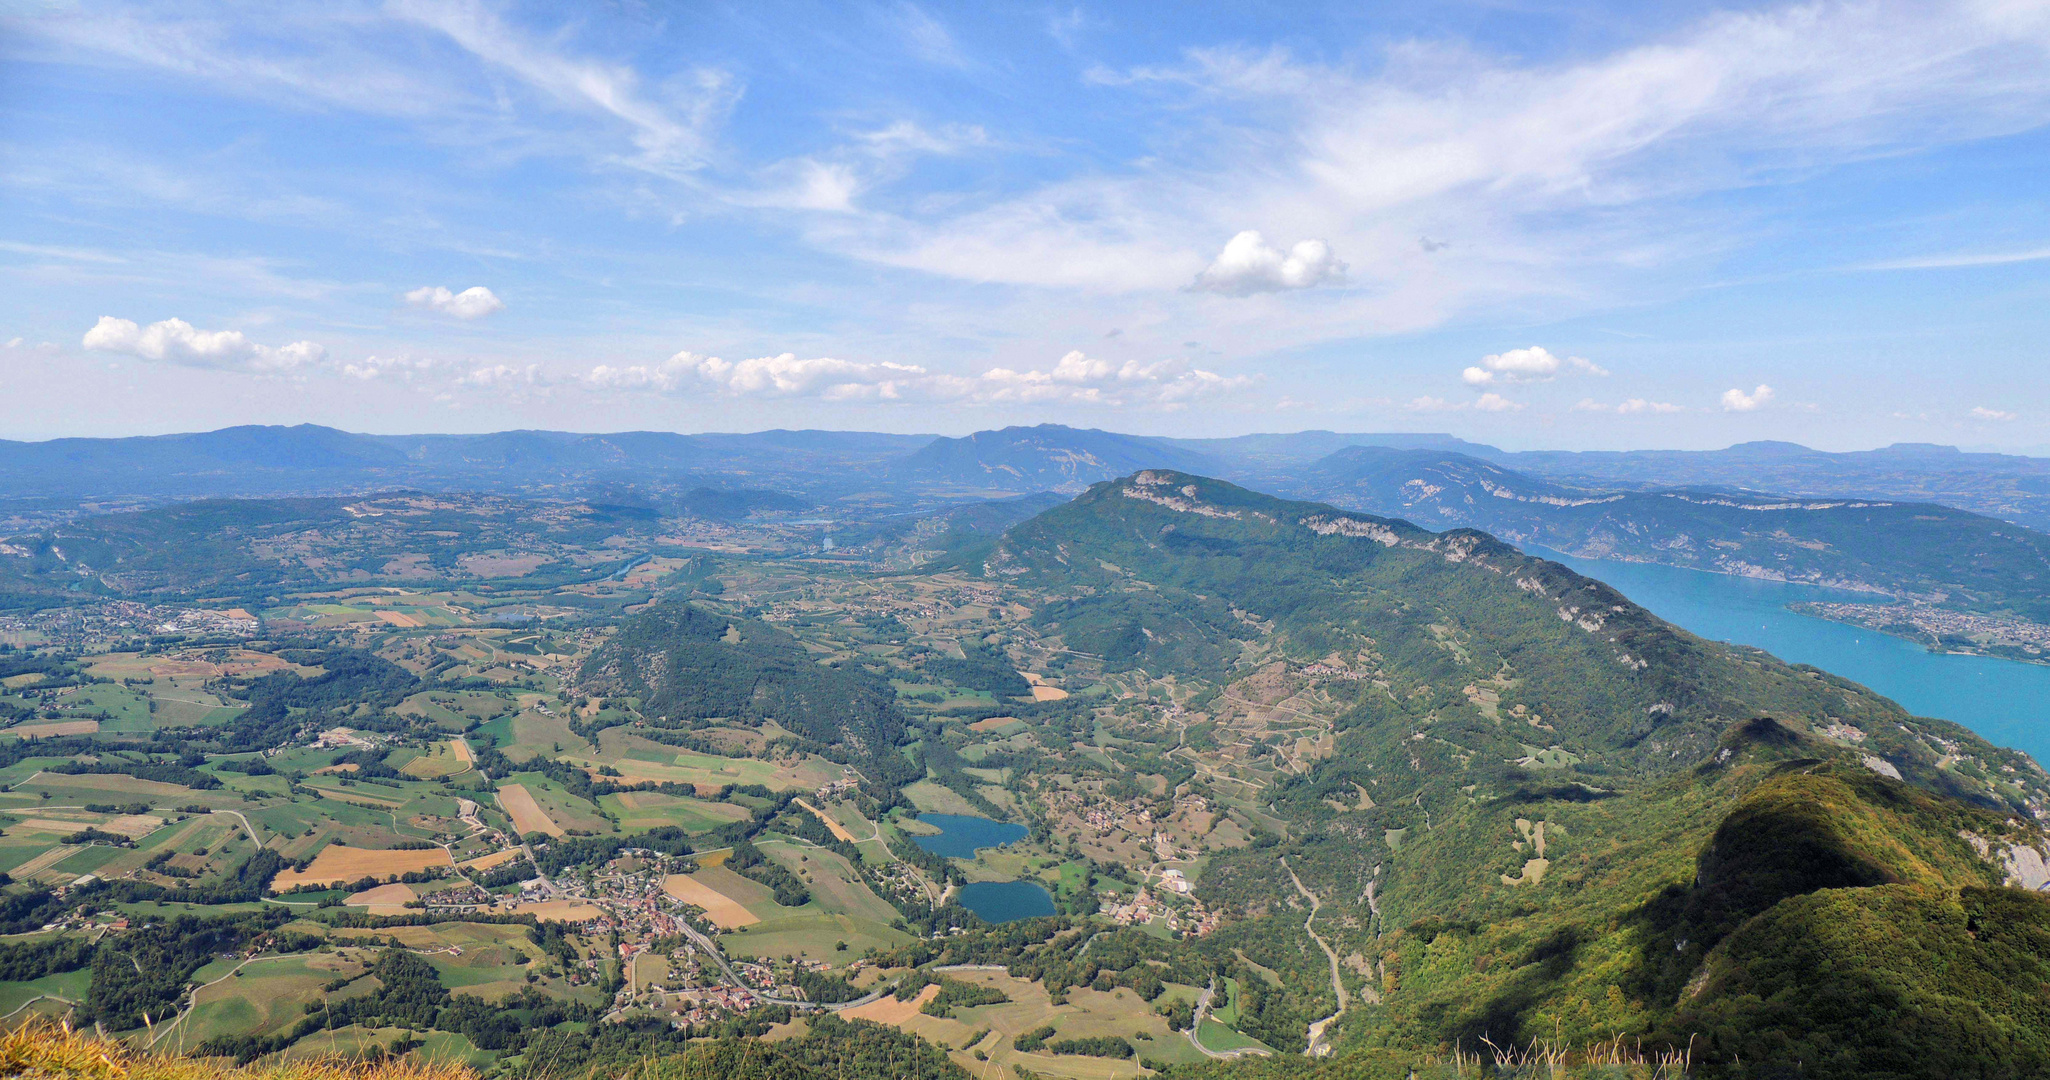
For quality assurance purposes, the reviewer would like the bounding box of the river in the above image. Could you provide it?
[1540,550,2050,765]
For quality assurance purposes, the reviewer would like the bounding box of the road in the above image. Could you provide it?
[1185,976,1269,1060]
[1282,857,1347,1057]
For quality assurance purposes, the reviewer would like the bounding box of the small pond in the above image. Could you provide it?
[957,879,1057,923]
[908,813,1029,859]
[908,813,1052,922]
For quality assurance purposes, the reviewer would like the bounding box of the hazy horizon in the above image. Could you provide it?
[0,419,2044,459]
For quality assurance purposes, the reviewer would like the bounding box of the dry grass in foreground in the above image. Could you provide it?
[0,1021,475,1080]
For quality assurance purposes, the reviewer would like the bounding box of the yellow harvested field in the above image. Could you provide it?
[449,739,475,765]
[11,819,94,833]
[512,900,605,922]
[347,882,418,909]
[497,784,563,837]
[10,846,73,878]
[662,873,758,928]
[1019,671,1068,700]
[840,983,939,1025]
[460,848,524,871]
[103,814,165,838]
[794,798,857,843]
[375,610,423,628]
[271,845,454,891]
[2,721,98,738]
[969,716,1020,733]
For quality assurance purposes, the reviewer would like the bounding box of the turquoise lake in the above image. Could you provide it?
[909,813,1029,859]
[957,880,1057,923]
[1542,550,2050,765]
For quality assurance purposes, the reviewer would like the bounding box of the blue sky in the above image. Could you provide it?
[3,0,2047,449]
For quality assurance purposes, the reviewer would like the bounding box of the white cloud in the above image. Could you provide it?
[590,351,931,400]
[457,363,541,388]
[404,285,505,320]
[698,353,931,400]
[589,348,1246,408]
[340,354,451,381]
[1720,384,1775,412]
[1190,231,1346,296]
[1461,346,1607,386]
[971,351,1248,407]
[1574,397,1682,414]
[1406,393,1521,413]
[1971,405,2018,421]
[80,316,324,372]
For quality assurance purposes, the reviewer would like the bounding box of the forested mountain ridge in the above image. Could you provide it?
[578,601,922,795]
[1290,445,2050,621]
[989,470,2046,811]
[971,470,2050,1076]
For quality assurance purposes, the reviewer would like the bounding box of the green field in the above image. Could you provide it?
[1195,1020,1269,1053]
[504,771,610,834]
[597,790,749,832]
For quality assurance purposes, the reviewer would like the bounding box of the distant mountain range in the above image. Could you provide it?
[6,421,2049,537]
[1289,446,2050,621]
[0,425,933,502]
[888,424,1222,492]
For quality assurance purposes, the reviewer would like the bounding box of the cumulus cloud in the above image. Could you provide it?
[588,348,1245,408]
[339,354,454,381]
[1406,393,1521,413]
[1461,346,1607,386]
[1574,397,1682,414]
[973,351,1247,407]
[1189,231,1346,296]
[81,316,325,372]
[1720,384,1775,412]
[590,351,931,400]
[404,285,505,319]
[1971,406,2018,421]
[456,363,541,387]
